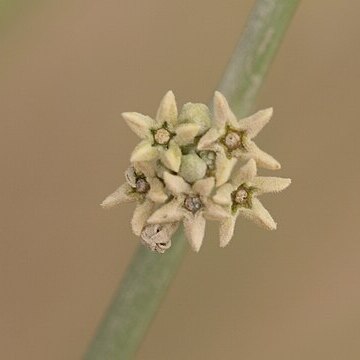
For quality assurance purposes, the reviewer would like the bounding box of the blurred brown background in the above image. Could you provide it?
[1,0,360,359]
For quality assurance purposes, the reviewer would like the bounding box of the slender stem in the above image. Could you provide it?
[86,230,187,360]
[85,0,299,359]
[218,0,299,117]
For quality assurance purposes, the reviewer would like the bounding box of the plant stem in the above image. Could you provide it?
[218,0,300,117]
[85,230,186,360]
[85,0,299,359]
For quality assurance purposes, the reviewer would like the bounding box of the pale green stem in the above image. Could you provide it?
[218,0,299,117]
[85,0,299,359]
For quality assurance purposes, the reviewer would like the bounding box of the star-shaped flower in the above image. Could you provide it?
[123,91,200,172]
[101,162,168,236]
[198,91,281,186]
[102,91,291,253]
[213,159,291,247]
[147,173,229,252]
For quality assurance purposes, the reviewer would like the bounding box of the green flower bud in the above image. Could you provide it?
[178,103,211,135]
[179,153,207,183]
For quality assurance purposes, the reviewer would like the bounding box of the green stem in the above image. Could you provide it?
[218,0,299,117]
[85,0,299,359]
[85,230,186,360]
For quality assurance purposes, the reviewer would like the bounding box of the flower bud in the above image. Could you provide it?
[179,153,207,183]
[178,103,211,135]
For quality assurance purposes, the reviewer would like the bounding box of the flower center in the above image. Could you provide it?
[154,128,171,145]
[234,188,248,204]
[184,195,203,213]
[231,185,252,212]
[224,131,241,150]
[136,178,150,194]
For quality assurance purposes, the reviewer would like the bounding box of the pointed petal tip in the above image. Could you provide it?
[213,91,228,107]
[274,160,281,170]
[100,197,117,209]
[156,91,178,127]
[160,90,176,104]
[270,222,277,230]
[284,178,292,188]
[121,111,143,122]
[219,242,228,248]
[214,90,225,99]
[263,107,273,117]
[121,111,130,118]
[262,158,281,170]
[100,200,109,208]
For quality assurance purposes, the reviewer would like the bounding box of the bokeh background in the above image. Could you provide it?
[1,0,360,359]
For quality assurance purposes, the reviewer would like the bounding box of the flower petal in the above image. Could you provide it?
[101,183,136,208]
[213,91,237,128]
[160,141,181,172]
[203,200,230,220]
[183,212,206,252]
[215,150,237,187]
[238,198,277,230]
[174,123,200,145]
[236,108,273,139]
[192,177,215,197]
[133,161,156,178]
[244,141,281,170]
[252,177,291,195]
[147,198,185,224]
[147,177,168,203]
[155,90,178,129]
[213,183,233,205]
[232,159,257,186]
[122,112,154,139]
[131,199,154,236]
[219,216,237,247]
[197,128,222,150]
[163,172,191,195]
[130,140,158,162]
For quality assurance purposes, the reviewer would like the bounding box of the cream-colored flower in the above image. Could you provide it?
[101,162,168,236]
[198,91,281,186]
[147,173,229,252]
[103,91,291,253]
[213,159,291,247]
[123,91,201,172]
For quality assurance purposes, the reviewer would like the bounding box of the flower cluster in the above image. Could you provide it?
[102,91,291,253]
